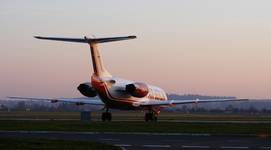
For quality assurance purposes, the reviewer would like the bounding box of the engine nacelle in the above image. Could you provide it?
[77,82,97,97]
[125,82,149,98]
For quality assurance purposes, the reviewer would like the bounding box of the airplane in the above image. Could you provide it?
[9,35,247,122]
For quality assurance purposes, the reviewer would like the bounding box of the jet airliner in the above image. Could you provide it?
[9,35,247,121]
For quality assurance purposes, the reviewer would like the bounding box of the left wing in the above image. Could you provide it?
[7,97,104,106]
[137,98,248,106]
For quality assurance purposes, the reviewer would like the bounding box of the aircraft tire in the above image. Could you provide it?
[102,112,106,122]
[145,113,149,122]
[107,112,112,121]
[102,112,112,122]
[145,113,154,122]
[153,116,158,122]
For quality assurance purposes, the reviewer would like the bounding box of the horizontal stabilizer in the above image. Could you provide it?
[34,35,136,44]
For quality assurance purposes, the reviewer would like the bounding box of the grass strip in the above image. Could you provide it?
[1,112,271,121]
[0,120,270,135]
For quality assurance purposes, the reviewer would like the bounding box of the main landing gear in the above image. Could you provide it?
[145,112,158,122]
[102,108,112,122]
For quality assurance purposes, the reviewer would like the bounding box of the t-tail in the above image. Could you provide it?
[34,35,136,77]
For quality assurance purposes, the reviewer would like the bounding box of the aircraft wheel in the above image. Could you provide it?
[107,112,112,121]
[145,113,149,122]
[102,112,112,122]
[145,113,155,122]
[153,116,158,122]
[102,112,106,122]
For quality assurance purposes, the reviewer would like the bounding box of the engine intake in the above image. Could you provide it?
[126,82,149,98]
[77,82,97,97]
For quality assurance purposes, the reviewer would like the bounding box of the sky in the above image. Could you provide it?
[1,0,271,99]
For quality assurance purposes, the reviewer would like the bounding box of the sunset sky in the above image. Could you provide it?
[1,0,271,98]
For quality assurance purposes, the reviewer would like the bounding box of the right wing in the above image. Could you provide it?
[137,98,248,106]
[7,96,104,106]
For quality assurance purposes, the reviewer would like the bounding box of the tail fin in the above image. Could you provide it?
[34,35,136,77]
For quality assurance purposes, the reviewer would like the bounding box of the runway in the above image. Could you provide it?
[0,131,271,150]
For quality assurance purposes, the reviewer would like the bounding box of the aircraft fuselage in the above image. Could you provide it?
[91,74,167,112]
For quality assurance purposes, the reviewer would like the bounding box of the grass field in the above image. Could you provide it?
[0,120,271,135]
[1,111,271,121]
[0,111,271,135]
[0,137,120,150]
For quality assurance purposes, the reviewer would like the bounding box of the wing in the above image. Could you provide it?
[7,97,104,105]
[138,98,248,106]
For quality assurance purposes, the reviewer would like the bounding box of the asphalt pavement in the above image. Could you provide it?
[1,131,271,150]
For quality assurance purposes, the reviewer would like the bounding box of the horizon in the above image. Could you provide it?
[1,0,271,99]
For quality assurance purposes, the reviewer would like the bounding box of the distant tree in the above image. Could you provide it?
[0,104,9,111]
[225,105,234,113]
[248,106,258,114]
[16,101,26,111]
[181,105,189,113]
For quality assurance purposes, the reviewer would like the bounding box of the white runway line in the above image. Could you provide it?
[142,145,171,148]
[182,145,210,148]
[119,147,127,150]
[99,138,120,141]
[220,146,249,149]
[114,144,132,147]
[260,147,271,149]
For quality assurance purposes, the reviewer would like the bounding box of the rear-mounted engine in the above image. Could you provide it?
[77,82,97,97]
[125,82,149,98]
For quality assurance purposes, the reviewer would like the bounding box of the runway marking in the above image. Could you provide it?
[260,147,271,149]
[182,145,210,149]
[100,138,120,141]
[114,144,132,147]
[220,146,249,149]
[142,145,171,148]
[119,147,127,150]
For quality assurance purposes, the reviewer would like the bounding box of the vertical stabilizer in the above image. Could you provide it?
[89,42,111,77]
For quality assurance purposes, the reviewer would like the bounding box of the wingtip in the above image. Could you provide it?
[237,98,249,101]
[34,36,41,39]
[128,35,137,39]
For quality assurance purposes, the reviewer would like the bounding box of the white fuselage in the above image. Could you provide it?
[91,75,168,112]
